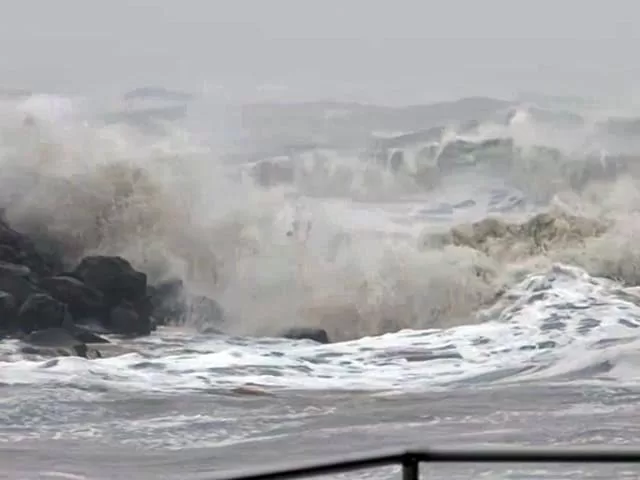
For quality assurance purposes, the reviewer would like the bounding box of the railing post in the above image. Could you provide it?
[401,454,419,480]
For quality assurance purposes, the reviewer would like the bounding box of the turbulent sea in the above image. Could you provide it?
[2,90,640,478]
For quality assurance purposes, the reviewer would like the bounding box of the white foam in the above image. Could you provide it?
[2,264,639,393]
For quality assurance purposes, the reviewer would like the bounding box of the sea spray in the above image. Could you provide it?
[2,93,640,343]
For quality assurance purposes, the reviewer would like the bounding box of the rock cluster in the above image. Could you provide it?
[0,216,223,357]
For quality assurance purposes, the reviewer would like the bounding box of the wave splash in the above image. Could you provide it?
[2,92,640,344]
[2,262,640,394]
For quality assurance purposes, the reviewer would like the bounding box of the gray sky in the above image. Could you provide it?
[1,0,639,104]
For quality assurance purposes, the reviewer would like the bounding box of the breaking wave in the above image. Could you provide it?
[3,90,640,348]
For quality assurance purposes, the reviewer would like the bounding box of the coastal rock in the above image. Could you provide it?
[0,262,40,305]
[0,218,58,276]
[21,327,100,358]
[282,327,330,344]
[73,256,147,305]
[0,261,32,278]
[188,295,224,326]
[18,293,68,333]
[0,245,23,264]
[64,324,111,344]
[0,214,224,342]
[148,278,185,325]
[148,278,224,328]
[109,302,151,336]
[23,327,83,349]
[0,291,17,331]
[40,275,105,318]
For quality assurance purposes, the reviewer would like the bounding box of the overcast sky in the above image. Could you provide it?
[0,0,639,104]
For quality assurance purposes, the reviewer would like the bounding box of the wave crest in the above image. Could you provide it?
[3,93,640,341]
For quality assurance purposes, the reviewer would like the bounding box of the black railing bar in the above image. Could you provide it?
[409,448,640,463]
[216,448,640,480]
[219,452,404,480]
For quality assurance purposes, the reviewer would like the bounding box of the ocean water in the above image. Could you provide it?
[1,90,640,479]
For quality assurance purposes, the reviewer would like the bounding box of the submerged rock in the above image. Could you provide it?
[21,327,99,358]
[65,324,110,344]
[282,327,330,344]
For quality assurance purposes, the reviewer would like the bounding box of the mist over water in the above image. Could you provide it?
[4,91,640,345]
[4,4,640,479]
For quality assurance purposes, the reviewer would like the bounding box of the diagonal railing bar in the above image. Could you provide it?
[216,447,640,480]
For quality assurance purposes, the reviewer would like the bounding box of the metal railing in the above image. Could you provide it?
[218,448,640,480]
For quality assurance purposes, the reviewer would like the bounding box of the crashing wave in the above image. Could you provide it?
[422,210,608,259]
[1,91,640,345]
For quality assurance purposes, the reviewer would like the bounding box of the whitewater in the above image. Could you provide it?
[2,90,640,479]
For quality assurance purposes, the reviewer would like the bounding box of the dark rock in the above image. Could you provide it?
[0,217,229,342]
[149,315,158,332]
[148,278,185,325]
[23,228,67,276]
[0,219,59,276]
[71,317,112,334]
[56,271,85,281]
[65,324,111,344]
[24,327,81,347]
[73,256,147,305]
[0,219,30,251]
[0,290,17,331]
[148,279,224,328]
[133,294,154,320]
[18,293,67,333]
[199,325,223,334]
[22,327,90,358]
[40,275,105,318]
[0,261,31,278]
[109,302,151,336]
[282,327,330,344]
[20,345,87,357]
[188,295,224,325]
[0,262,40,305]
[250,159,295,187]
[0,245,22,264]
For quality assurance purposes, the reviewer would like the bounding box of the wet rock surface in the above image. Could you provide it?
[282,327,331,344]
[0,212,328,359]
[0,216,231,357]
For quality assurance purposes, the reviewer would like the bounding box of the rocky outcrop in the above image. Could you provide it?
[0,212,333,358]
[0,215,226,356]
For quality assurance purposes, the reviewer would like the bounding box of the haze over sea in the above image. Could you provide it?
[3,1,640,479]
